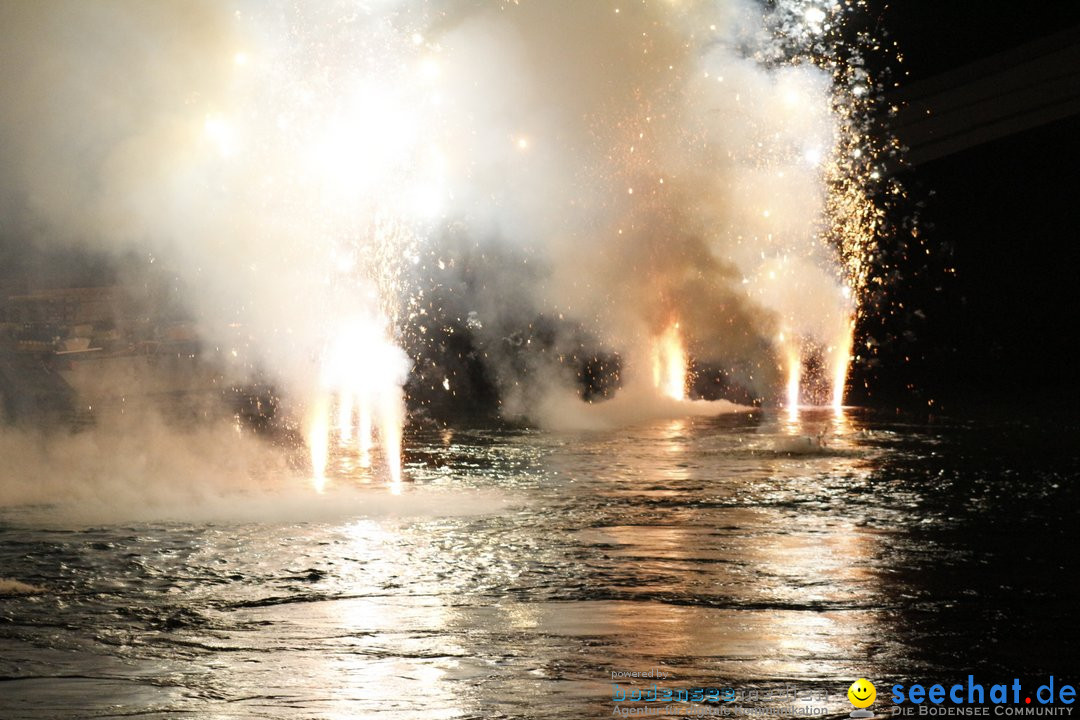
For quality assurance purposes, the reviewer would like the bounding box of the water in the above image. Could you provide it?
[1,409,1078,718]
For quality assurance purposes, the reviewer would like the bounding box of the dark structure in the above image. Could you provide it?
[892,25,1080,167]
[854,11,1080,411]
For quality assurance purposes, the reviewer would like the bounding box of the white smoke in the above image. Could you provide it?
[0,0,857,434]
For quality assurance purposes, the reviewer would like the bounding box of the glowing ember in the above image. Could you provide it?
[652,322,688,402]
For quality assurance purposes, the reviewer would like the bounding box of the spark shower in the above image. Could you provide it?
[0,0,883,488]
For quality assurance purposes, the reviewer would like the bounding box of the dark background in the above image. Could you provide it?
[849,1,1080,413]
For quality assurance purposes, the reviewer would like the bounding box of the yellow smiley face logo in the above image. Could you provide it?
[848,678,876,708]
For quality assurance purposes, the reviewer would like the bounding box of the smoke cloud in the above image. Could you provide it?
[1,0,858,445]
[0,409,514,526]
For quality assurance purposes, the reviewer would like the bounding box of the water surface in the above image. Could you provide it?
[2,409,1077,718]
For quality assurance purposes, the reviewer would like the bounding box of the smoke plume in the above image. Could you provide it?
[1,0,858,436]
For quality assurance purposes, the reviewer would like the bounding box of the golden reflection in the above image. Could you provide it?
[567,412,882,714]
[831,404,852,437]
[663,419,688,455]
[322,520,464,718]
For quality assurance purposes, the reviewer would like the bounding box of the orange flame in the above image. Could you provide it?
[831,318,854,412]
[652,322,688,401]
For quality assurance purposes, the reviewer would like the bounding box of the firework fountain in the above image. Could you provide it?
[0,0,885,489]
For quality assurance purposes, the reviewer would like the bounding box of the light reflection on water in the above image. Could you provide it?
[1,408,1078,718]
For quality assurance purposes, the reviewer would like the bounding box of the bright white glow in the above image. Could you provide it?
[203,114,237,157]
[804,7,826,25]
[418,57,441,80]
[305,83,419,200]
[309,314,411,489]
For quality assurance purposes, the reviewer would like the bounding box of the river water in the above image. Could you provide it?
[1,408,1077,718]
